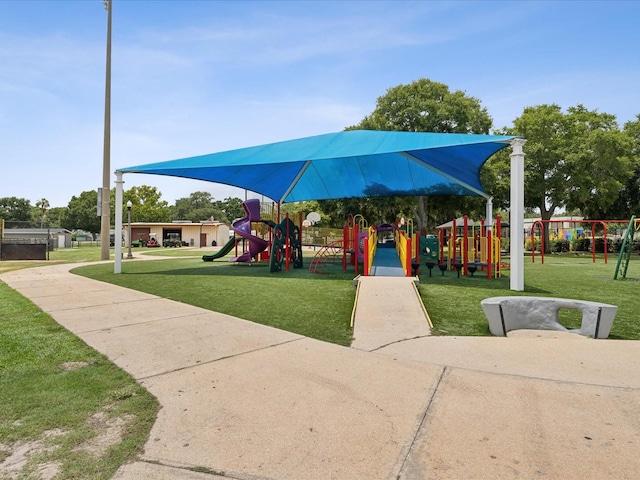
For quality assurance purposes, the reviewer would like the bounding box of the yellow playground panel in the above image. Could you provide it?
[436,216,505,279]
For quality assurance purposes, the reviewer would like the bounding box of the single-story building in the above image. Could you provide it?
[2,228,73,248]
[124,221,229,248]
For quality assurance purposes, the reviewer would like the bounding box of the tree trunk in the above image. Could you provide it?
[540,205,555,254]
[412,196,429,234]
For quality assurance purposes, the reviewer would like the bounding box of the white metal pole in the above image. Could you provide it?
[509,138,527,291]
[114,171,123,273]
[485,196,493,235]
[126,201,133,259]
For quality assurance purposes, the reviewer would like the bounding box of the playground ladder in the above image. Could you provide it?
[613,215,636,280]
[308,240,344,274]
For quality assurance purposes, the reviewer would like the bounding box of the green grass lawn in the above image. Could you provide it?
[0,280,158,479]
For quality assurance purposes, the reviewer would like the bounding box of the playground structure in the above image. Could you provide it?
[529,218,636,264]
[202,199,303,273]
[614,215,640,280]
[308,213,503,279]
[199,201,638,281]
[434,216,504,279]
[309,214,444,278]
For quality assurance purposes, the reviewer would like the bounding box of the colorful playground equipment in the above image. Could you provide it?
[308,214,441,277]
[528,218,637,265]
[269,216,303,273]
[202,199,303,273]
[435,216,504,279]
[205,205,508,280]
[229,199,269,263]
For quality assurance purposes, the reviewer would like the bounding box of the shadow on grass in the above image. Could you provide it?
[110,260,357,282]
[418,274,551,294]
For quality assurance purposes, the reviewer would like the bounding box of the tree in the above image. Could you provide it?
[280,201,324,223]
[338,78,494,232]
[35,198,50,228]
[173,191,222,223]
[122,186,172,223]
[46,207,67,229]
[0,197,32,224]
[62,190,101,234]
[602,115,640,219]
[561,105,633,219]
[351,78,492,134]
[485,104,633,251]
[214,197,244,224]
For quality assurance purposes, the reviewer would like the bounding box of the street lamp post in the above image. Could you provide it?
[126,200,133,259]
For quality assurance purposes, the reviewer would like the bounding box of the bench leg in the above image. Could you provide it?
[499,304,507,336]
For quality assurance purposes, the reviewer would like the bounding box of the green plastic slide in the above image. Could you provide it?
[202,237,236,262]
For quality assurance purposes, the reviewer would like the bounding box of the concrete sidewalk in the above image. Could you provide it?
[351,276,431,351]
[2,263,640,479]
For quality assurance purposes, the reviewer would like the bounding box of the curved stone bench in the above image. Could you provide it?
[480,296,618,339]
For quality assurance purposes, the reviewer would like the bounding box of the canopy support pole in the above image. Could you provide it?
[485,197,493,235]
[509,138,526,291]
[279,160,311,203]
[114,171,124,274]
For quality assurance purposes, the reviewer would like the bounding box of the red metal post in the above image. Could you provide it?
[540,221,545,264]
[353,222,359,275]
[452,218,457,269]
[342,225,348,271]
[602,221,608,264]
[463,215,469,275]
[495,216,501,278]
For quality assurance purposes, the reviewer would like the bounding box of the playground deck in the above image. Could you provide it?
[369,246,406,276]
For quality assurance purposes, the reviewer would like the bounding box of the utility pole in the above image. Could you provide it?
[100,0,112,260]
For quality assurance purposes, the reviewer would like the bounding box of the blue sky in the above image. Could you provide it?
[1,0,639,208]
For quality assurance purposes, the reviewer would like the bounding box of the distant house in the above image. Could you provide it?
[2,228,73,248]
[123,221,230,248]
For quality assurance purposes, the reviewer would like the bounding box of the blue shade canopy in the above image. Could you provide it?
[118,130,517,203]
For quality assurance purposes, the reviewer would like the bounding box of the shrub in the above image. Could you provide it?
[573,238,590,252]
[610,238,623,253]
[594,238,611,253]
[525,238,541,252]
[550,239,571,253]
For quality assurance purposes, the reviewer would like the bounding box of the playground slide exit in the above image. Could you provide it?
[202,236,236,262]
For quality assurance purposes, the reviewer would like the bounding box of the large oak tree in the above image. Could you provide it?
[484,104,634,251]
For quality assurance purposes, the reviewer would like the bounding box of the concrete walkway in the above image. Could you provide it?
[351,276,431,351]
[2,263,640,479]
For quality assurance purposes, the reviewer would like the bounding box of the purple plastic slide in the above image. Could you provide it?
[230,199,269,263]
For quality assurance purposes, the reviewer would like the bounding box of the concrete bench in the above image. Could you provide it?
[480,296,618,339]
